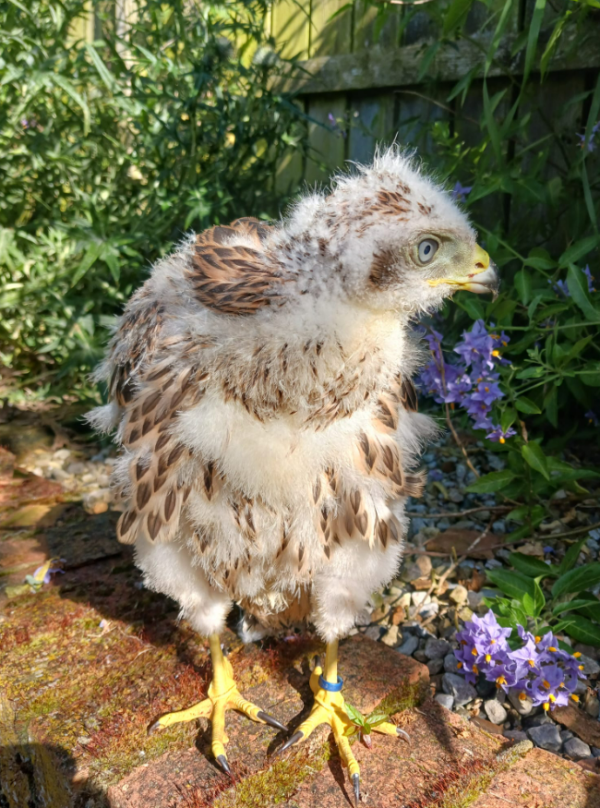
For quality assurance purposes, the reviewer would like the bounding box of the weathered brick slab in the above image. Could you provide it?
[470,746,600,808]
[281,700,504,808]
[107,635,428,808]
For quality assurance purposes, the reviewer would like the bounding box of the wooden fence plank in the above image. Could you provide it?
[274,23,600,94]
[305,95,348,186]
[348,93,396,164]
[272,0,311,60]
[353,0,401,51]
[310,0,353,57]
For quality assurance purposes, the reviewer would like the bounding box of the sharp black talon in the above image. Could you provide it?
[217,754,232,777]
[257,710,287,732]
[352,773,360,807]
[278,730,304,753]
[396,727,410,743]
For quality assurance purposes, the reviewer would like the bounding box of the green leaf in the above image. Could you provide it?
[514,269,532,306]
[516,367,545,380]
[567,265,599,321]
[465,470,515,494]
[552,598,599,617]
[558,537,589,575]
[523,0,547,86]
[71,242,103,287]
[521,443,549,480]
[365,712,389,728]
[559,236,600,267]
[343,703,364,726]
[515,397,541,415]
[509,552,557,579]
[443,0,474,35]
[575,600,600,622]
[500,408,517,432]
[486,569,535,602]
[559,614,600,648]
[552,563,600,598]
[49,74,91,135]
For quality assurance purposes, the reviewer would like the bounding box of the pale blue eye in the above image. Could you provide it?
[418,239,439,264]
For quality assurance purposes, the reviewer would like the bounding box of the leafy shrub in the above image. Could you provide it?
[349,0,600,534]
[0,0,304,399]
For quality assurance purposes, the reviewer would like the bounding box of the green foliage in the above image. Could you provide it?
[343,702,389,740]
[0,0,305,398]
[354,0,600,531]
[485,548,600,647]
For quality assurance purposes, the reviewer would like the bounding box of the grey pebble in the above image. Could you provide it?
[364,626,381,642]
[435,693,455,710]
[443,652,461,674]
[577,653,600,677]
[592,747,600,758]
[559,730,574,742]
[563,737,592,760]
[396,635,419,657]
[526,724,563,753]
[503,729,528,742]
[442,672,477,707]
[426,658,444,676]
[507,690,535,716]
[484,699,508,725]
[424,638,452,660]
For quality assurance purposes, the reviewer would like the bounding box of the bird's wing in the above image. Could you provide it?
[114,339,214,545]
[185,217,283,315]
[314,373,424,553]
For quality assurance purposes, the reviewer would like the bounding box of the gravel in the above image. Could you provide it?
[424,638,451,660]
[396,635,419,656]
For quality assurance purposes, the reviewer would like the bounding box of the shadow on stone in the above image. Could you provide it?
[0,742,105,808]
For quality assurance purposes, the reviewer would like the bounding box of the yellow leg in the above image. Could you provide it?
[150,634,286,773]
[279,640,409,807]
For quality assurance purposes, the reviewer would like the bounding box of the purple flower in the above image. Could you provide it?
[470,380,503,407]
[576,121,599,153]
[429,468,444,481]
[451,181,473,203]
[583,265,596,293]
[586,410,599,427]
[455,611,514,689]
[486,425,517,443]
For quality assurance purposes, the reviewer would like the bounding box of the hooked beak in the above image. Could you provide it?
[427,245,499,298]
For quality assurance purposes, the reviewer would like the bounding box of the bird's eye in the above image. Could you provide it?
[417,239,439,264]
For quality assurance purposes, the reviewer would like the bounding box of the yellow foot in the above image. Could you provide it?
[279,658,409,806]
[149,635,285,774]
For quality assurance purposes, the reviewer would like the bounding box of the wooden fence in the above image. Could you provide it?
[267,1,600,196]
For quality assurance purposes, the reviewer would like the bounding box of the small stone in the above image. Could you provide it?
[444,652,461,674]
[413,649,428,663]
[53,448,71,461]
[411,591,430,607]
[435,693,454,710]
[560,730,574,742]
[402,554,432,583]
[449,585,468,605]
[364,626,381,642]
[67,462,86,475]
[563,737,592,760]
[396,635,419,657]
[584,692,600,719]
[424,638,451,660]
[381,625,400,647]
[485,558,503,570]
[467,590,484,609]
[476,678,497,699]
[458,607,474,621]
[427,658,444,676]
[484,699,508,725]
[419,602,439,620]
[523,713,553,728]
[503,729,528,743]
[508,690,535,716]
[442,672,477,707]
[577,653,600,676]
[591,747,600,758]
[526,723,562,753]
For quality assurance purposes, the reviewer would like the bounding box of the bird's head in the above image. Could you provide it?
[285,149,498,316]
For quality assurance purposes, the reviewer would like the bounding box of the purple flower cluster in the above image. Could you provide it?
[550,265,596,297]
[455,611,586,711]
[577,121,600,153]
[451,181,473,203]
[418,320,515,442]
